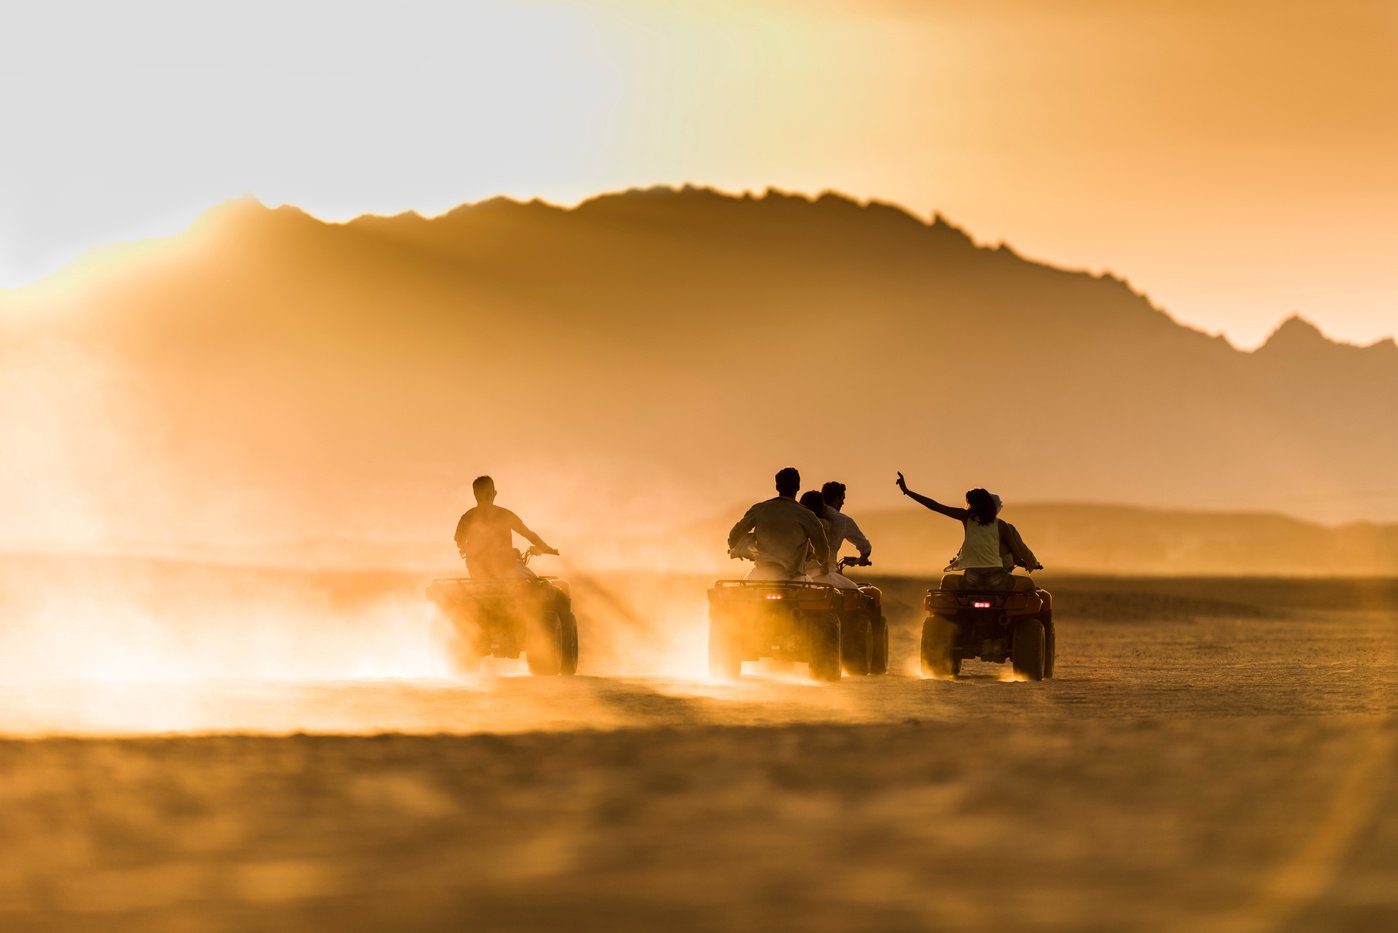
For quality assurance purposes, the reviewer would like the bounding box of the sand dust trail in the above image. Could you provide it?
[3,566,1398,930]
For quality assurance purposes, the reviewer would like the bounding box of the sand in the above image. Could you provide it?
[1,564,1396,931]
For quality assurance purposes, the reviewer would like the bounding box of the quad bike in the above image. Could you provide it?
[426,546,579,676]
[832,556,888,676]
[706,556,887,682]
[920,566,1054,681]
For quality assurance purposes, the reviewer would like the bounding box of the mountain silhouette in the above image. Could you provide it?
[2,185,1395,564]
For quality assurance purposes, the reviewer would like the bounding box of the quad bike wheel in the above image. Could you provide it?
[1041,611,1055,678]
[841,614,872,676]
[526,611,564,676]
[870,616,889,675]
[1010,617,1046,681]
[560,610,580,676]
[808,612,843,682]
[921,615,961,679]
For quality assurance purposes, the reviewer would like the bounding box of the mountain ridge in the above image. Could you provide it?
[2,184,1396,561]
[9,185,1385,355]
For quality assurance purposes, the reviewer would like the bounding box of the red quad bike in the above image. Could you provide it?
[426,547,579,676]
[706,557,887,682]
[920,568,1055,681]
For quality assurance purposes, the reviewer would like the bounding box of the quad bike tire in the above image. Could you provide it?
[1041,611,1055,678]
[1011,617,1046,681]
[921,615,961,679]
[526,611,564,676]
[808,612,843,682]
[560,610,580,676]
[708,622,743,680]
[841,614,873,676]
[870,616,889,675]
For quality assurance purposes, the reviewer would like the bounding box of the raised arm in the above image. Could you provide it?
[895,472,969,520]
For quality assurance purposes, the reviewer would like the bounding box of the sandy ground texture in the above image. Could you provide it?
[1,564,1397,931]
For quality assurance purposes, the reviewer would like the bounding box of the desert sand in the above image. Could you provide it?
[1,564,1397,931]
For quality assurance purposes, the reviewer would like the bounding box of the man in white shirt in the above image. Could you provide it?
[821,481,871,567]
[727,467,831,581]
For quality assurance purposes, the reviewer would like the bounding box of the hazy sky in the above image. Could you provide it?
[2,0,1395,347]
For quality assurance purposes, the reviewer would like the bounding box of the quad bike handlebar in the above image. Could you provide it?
[837,555,872,572]
[521,545,560,566]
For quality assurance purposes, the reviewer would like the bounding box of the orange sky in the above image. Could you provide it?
[3,0,1395,347]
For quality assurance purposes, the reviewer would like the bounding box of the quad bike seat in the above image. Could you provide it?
[938,572,1038,593]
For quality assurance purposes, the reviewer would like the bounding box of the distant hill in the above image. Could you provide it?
[28,501,1398,579]
[855,503,1398,578]
[667,500,1398,579]
[2,186,1396,566]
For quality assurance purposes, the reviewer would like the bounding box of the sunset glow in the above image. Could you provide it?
[5,5,1398,929]
[4,1,1396,346]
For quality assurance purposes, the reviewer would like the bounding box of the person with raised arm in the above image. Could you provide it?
[894,471,1040,591]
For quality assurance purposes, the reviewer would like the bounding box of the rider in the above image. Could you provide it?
[454,475,558,580]
[800,490,858,588]
[820,481,872,568]
[728,467,831,581]
[894,472,1040,591]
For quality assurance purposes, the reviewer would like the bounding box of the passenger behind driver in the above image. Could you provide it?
[821,481,871,568]
[727,467,831,581]
[799,491,858,589]
[454,475,559,580]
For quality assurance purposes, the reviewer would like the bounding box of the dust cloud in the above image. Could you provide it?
[0,557,450,684]
[0,551,925,735]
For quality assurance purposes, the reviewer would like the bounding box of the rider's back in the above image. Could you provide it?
[456,504,522,577]
[956,519,1003,569]
[736,497,828,578]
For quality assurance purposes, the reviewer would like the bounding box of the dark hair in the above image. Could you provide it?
[965,488,998,525]
[820,481,846,504]
[472,475,494,496]
[775,467,801,497]
[799,490,826,515]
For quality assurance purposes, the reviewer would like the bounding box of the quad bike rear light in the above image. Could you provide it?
[972,600,993,609]
[925,592,960,612]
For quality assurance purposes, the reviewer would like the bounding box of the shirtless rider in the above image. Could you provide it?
[454,475,558,580]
